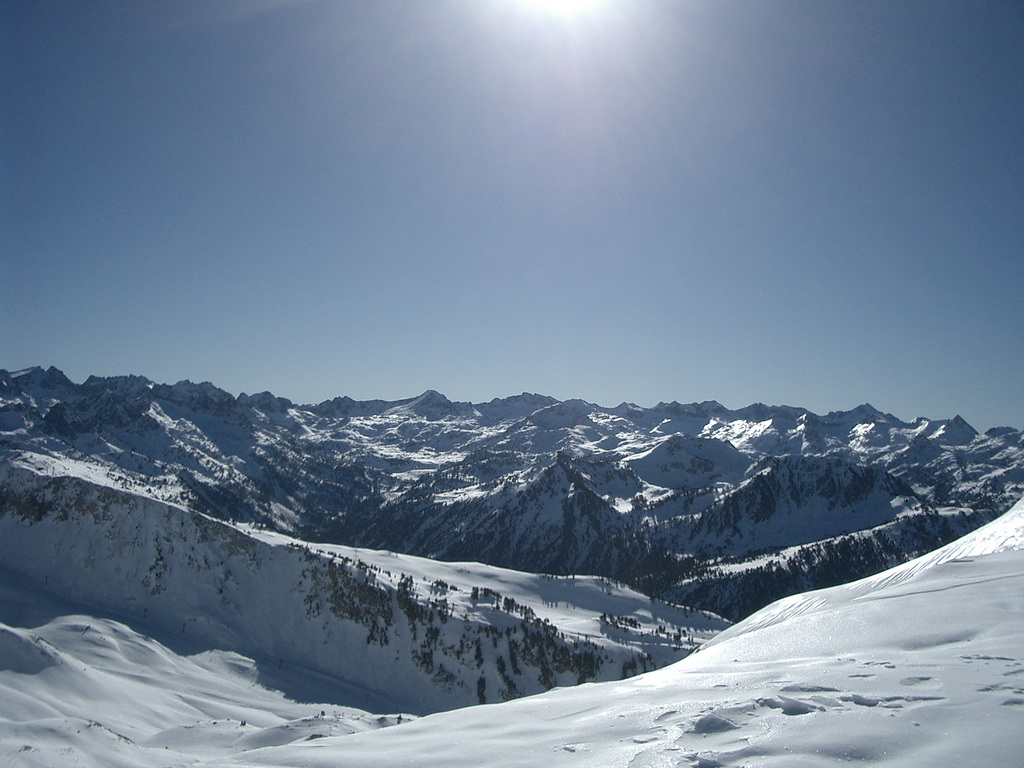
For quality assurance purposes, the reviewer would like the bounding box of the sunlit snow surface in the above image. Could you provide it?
[236,524,721,665]
[3,501,1023,766]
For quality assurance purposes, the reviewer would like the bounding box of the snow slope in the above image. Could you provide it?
[3,499,1023,766]
[0,451,725,715]
[242,526,722,668]
[196,495,1024,768]
[0,601,405,768]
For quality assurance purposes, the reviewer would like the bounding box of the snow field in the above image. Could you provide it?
[2,500,1022,766]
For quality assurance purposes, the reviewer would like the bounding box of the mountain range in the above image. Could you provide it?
[3,366,1021,623]
[2,365,1024,764]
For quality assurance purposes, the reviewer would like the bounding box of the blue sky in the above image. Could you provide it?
[3,0,1022,430]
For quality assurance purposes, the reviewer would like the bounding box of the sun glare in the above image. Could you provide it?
[519,0,606,18]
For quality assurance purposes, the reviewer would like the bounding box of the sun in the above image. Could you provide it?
[518,0,606,18]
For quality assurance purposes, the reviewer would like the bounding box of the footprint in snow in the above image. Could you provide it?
[690,714,739,734]
[779,684,839,693]
[632,734,661,744]
[899,676,933,686]
[757,696,822,716]
[556,743,589,753]
[841,694,879,707]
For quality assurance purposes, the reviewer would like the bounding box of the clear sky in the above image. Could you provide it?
[3,0,1022,430]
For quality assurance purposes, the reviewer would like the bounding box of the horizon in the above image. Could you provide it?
[4,0,1022,434]
[5,362,1015,432]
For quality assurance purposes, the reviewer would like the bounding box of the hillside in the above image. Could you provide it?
[3,492,1022,766]
[0,452,726,715]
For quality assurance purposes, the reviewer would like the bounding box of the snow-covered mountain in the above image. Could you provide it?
[0,453,725,715]
[2,365,1022,622]
[3,366,1023,765]
[4,488,1023,766]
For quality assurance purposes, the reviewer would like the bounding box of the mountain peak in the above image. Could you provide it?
[414,389,451,404]
[482,392,558,409]
[237,391,294,413]
[851,403,884,419]
[82,373,156,398]
[2,365,76,393]
[932,415,978,446]
[383,389,463,420]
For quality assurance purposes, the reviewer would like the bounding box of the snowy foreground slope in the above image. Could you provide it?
[3,501,1023,766]
[207,496,1024,768]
